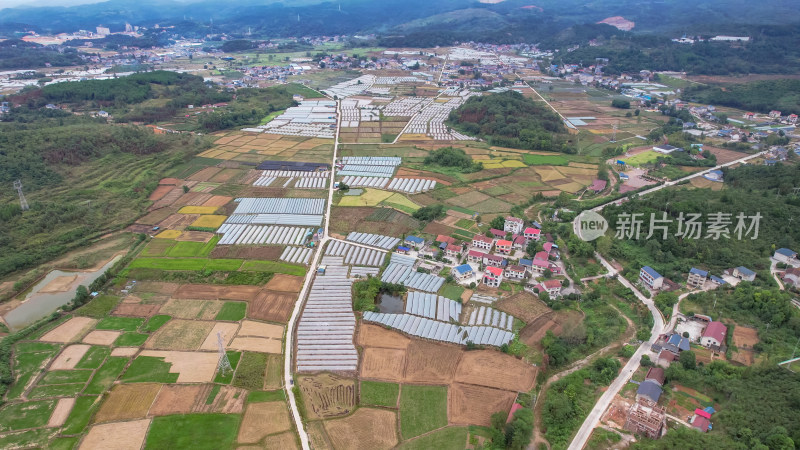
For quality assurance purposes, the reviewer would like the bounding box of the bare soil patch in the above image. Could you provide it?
[39,275,78,294]
[448,383,516,426]
[324,408,398,450]
[159,299,224,320]
[49,344,91,370]
[113,303,162,317]
[82,330,122,346]
[93,383,160,423]
[494,291,551,324]
[192,385,246,414]
[135,282,180,295]
[149,384,203,416]
[238,320,284,339]
[422,221,457,237]
[80,419,151,450]
[110,347,139,357]
[173,285,261,301]
[248,291,296,323]
[358,324,410,349]
[157,213,199,230]
[138,350,219,383]
[265,274,304,292]
[175,231,214,243]
[455,350,537,392]
[360,348,406,382]
[299,373,357,419]
[404,340,462,384]
[732,325,759,348]
[188,167,222,182]
[229,337,282,353]
[238,402,292,443]
[199,322,239,350]
[520,313,561,348]
[263,432,300,450]
[40,317,98,343]
[201,195,233,208]
[48,397,76,427]
[145,319,214,350]
[148,185,174,201]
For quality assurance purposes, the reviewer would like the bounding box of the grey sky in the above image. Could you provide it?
[1,0,110,7]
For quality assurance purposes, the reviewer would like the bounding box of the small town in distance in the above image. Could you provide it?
[0,1,799,449]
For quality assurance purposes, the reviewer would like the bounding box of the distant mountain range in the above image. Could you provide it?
[1,0,797,40]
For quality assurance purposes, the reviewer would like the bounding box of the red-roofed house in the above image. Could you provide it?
[496,239,512,255]
[536,279,562,297]
[505,265,527,281]
[530,259,550,275]
[694,408,711,420]
[535,251,549,261]
[504,217,524,234]
[436,235,456,245]
[490,228,506,239]
[658,349,676,368]
[467,250,485,264]
[701,321,727,348]
[506,403,523,423]
[692,415,710,433]
[645,367,665,385]
[472,235,493,251]
[483,254,505,268]
[445,244,463,260]
[524,227,541,243]
[484,266,504,287]
[512,235,526,250]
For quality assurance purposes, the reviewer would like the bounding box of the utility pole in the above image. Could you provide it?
[13,180,29,211]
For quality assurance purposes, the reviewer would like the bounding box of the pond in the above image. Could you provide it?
[3,255,122,332]
[377,293,405,314]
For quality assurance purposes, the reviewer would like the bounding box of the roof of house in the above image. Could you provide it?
[692,415,710,432]
[641,265,663,279]
[541,279,562,289]
[590,179,608,191]
[535,251,549,261]
[735,266,756,277]
[645,367,666,385]
[485,266,503,277]
[397,246,410,252]
[506,403,523,423]
[405,235,424,244]
[702,321,727,343]
[505,217,524,224]
[507,265,526,273]
[484,254,504,262]
[658,349,676,361]
[710,275,726,284]
[690,267,708,277]
[468,250,485,258]
[496,239,512,247]
[695,408,711,419]
[703,406,716,415]
[520,258,533,266]
[524,227,541,235]
[454,264,473,275]
[473,235,493,244]
[490,228,506,237]
[532,221,542,228]
[543,242,554,251]
[532,259,549,268]
[446,244,462,252]
[776,248,797,257]
[667,334,691,351]
[436,235,456,245]
[636,379,662,403]
[513,236,526,245]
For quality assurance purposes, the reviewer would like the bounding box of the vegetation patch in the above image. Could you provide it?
[96,316,145,331]
[398,426,469,450]
[213,351,241,384]
[84,357,128,394]
[76,295,121,318]
[360,381,399,408]
[114,332,150,347]
[75,346,110,369]
[144,413,241,450]
[121,356,179,383]
[399,385,448,439]
[215,302,247,321]
[232,352,267,390]
[239,260,306,276]
[142,315,172,332]
[0,399,56,431]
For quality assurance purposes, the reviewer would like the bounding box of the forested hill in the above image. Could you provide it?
[684,80,800,116]
[447,91,574,154]
[0,39,84,70]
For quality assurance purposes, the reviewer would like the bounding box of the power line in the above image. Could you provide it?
[13,180,29,211]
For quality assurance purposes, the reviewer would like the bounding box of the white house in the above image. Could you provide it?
[504,217,524,234]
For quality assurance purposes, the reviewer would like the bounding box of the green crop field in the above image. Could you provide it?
[76,295,121,318]
[121,356,179,383]
[129,258,209,271]
[240,260,306,276]
[247,389,286,403]
[621,150,660,166]
[361,381,399,407]
[142,315,172,332]
[232,352,267,391]
[114,332,149,347]
[215,302,247,321]
[145,414,241,450]
[40,370,93,385]
[523,154,569,166]
[214,351,241,385]
[84,357,128,394]
[96,316,144,331]
[0,400,56,431]
[398,426,469,450]
[440,284,465,301]
[400,385,448,439]
[76,346,110,369]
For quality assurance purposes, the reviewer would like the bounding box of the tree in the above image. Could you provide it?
[490,216,505,230]
[679,350,696,370]
[611,99,631,109]
[412,204,445,222]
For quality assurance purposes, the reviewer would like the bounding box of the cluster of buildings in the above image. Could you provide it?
[638,263,757,293]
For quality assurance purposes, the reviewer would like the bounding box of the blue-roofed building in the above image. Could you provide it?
[774,248,798,265]
[639,266,664,290]
[396,246,411,254]
[636,379,663,404]
[666,334,691,354]
[453,264,474,281]
[619,172,629,180]
[404,235,425,249]
[710,275,726,285]
[532,221,542,229]
[733,266,756,282]
[703,170,723,182]
[519,258,533,270]
[688,268,708,288]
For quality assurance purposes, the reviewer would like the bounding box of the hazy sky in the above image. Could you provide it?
[1,0,108,7]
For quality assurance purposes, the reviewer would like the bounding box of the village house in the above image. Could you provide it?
[774,248,798,265]
[436,235,456,246]
[636,378,663,404]
[504,217,524,234]
[543,242,559,258]
[639,266,664,290]
[453,264,473,281]
[496,239,512,255]
[418,246,439,259]
[782,268,800,288]
[530,259,550,275]
[472,235,493,251]
[732,266,756,282]
[483,254,506,268]
[657,349,676,368]
[691,412,711,433]
[467,250,485,265]
[524,227,541,243]
[687,267,708,288]
[625,402,666,439]
[653,144,682,154]
[512,235,526,251]
[662,334,691,356]
[645,367,665,386]
[536,279,562,298]
[404,235,425,250]
[700,321,727,349]
[535,251,550,262]
[589,179,607,193]
[504,265,527,281]
[769,110,782,119]
[444,244,463,261]
[483,266,504,288]
[489,228,506,239]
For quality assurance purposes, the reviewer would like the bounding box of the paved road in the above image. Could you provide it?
[283,99,343,450]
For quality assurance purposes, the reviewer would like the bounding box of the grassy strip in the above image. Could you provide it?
[214,302,247,321]
[114,332,149,347]
[121,356,179,383]
[239,260,307,276]
[213,351,241,384]
[75,346,110,369]
[247,390,286,403]
[96,316,144,331]
[75,294,121,318]
[398,427,469,450]
[360,381,399,407]
[141,315,171,332]
[84,357,128,394]
[232,352,267,391]
[399,385,448,439]
[61,396,101,435]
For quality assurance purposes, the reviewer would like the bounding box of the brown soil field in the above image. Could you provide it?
[159,178,181,186]
[238,402,292,443]
[192,385,246,414]
[157,213,200,230]
[520,313,562,348]
[113,303,162,317]
[145,319,215,350]
[173,284,261,301]
[454,350,537,392]
[199,322,239,350]
[209,168,244,183]
[39,275,78,293]
[80,419,151,450]
[201,195,233,208]
[404,340,462,384]
[394,168,455,185]
[148,384,203,416]
[448,383,516,426]
[731,349,755,366]
[138,350,219,383]
[148,185,174,201]
[263,432,300,450]
[324,408,398,450]
[210,246,283,260]
[82,330,121,346]
[159,299,224,320]
[40,317,98,343]
[135,282,180,295]
[358,324,410,349]
[229,337,282,353]
[733,325,759,348]
[110,347,139,357]
[47,397,76,427]
[248,291,296,323]
[265,274,304,292]
[188,167,222,182]
[360,348,406,382]
[49,344,91,370]
[175,231,214,243]
[238,320,284,338]
[149,189,183,210]
[299,373,357,419]
[422,221,457,238]
[307,421,333,450]
[93,383,160,423]
[494,291,551,324]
